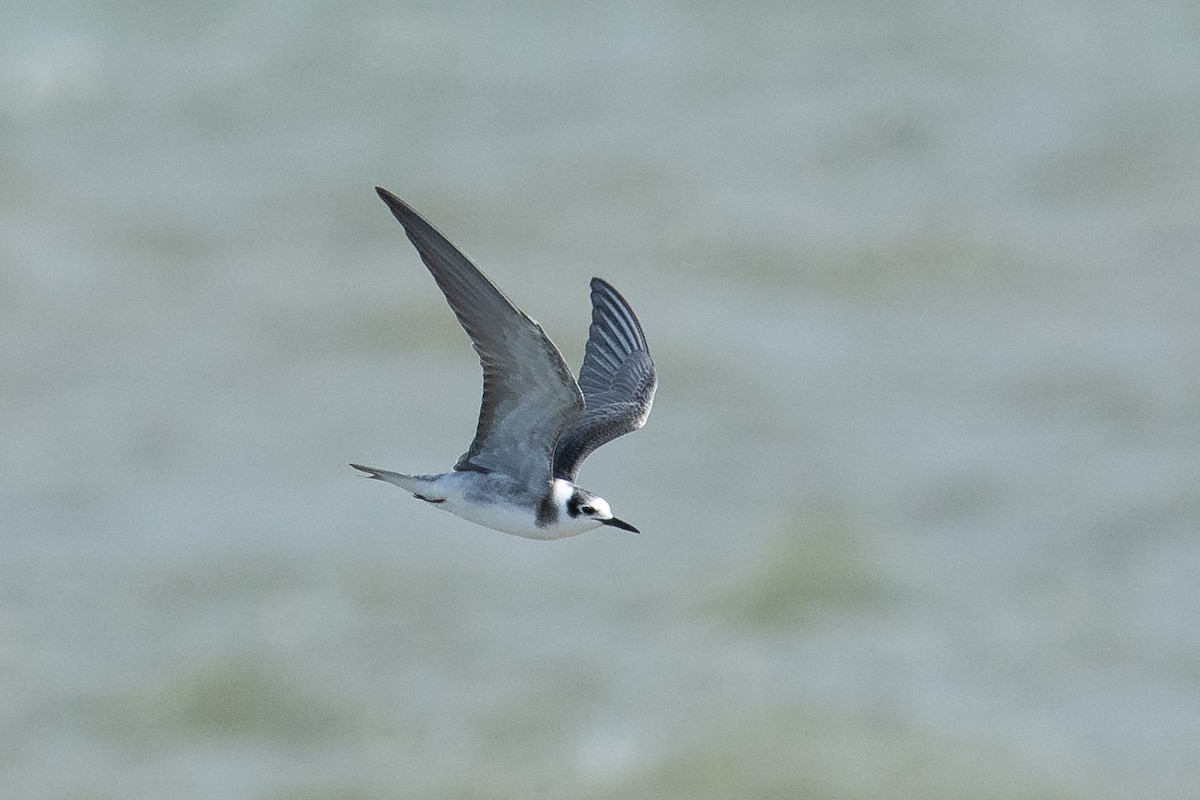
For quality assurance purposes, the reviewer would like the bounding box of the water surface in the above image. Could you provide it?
[3,1,1199,797]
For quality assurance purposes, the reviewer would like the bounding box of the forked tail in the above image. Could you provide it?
[349,464,445,502]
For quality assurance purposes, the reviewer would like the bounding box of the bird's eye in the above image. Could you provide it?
[580,505,594,515]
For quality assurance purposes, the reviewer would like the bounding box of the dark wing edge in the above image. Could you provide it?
[375,187,583,481]
[553,278,657,481]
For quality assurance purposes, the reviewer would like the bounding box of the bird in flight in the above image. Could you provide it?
[352,187,657,539]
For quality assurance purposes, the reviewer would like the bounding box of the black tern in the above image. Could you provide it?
[352,187,657,539]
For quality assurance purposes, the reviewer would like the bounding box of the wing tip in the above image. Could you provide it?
[375,185,411,218]
[590,276,620,297]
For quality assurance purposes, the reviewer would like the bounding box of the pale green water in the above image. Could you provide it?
[3,1,1200,797]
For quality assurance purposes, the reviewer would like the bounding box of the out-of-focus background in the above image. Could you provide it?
[4,1,1199,797]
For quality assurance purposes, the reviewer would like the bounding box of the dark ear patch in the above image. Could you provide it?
[566,493,585,517]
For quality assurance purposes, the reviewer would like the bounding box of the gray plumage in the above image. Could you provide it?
[553,278,657,481]
[373,186,656,494]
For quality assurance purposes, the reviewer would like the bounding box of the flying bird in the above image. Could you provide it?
[352,187,657,539]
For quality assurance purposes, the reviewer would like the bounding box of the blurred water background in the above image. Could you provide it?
[4,1,1200,797]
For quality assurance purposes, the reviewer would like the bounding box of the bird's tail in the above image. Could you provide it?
[350,464,446,501]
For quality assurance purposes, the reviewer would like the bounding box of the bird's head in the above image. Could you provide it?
[567,486,639,534]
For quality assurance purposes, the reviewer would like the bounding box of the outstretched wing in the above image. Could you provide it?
[376,187,583,486]
[553,278,657,481]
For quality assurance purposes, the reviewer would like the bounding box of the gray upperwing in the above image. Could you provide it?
[376,187,583,484]
[553,278,657,481]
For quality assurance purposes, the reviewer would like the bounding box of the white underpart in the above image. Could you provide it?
[368,470,606,540]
